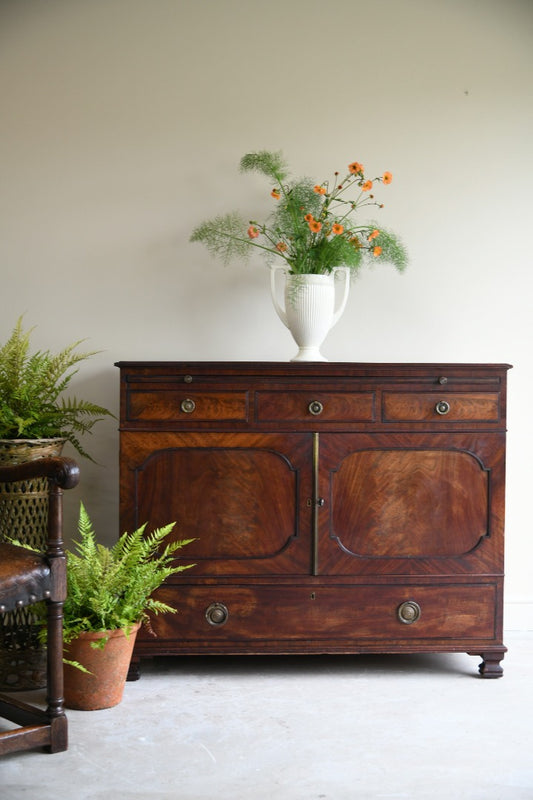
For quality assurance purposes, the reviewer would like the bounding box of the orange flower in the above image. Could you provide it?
[382,171,392,184]
[271,188,280,199]
[304,213,314,223]
[372,246,383,257]
[308,219,322,233]
[314,185,326,195]
[331,223,344,235]
[247,225,259,239]
[368,229,380,241]
[348,162,364,174]
[275,241,288,252]
[362,180,373,192]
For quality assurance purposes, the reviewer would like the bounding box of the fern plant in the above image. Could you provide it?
[63,503,195,648]
[0,316,113,459]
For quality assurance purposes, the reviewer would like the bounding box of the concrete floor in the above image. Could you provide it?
[1,633,532,800]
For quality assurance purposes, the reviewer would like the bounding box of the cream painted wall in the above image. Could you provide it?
[1,0,532,627]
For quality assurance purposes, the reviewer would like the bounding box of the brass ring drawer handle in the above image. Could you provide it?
[180,398,196,414]
[205,602,229,626]
[435,400,450,416]
[308,401,324,416]
[397,600,421,624]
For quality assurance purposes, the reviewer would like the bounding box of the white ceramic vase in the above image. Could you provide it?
[270,266,351,361]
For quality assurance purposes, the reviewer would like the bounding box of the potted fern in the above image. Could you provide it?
[0,316,113,690]
[0,316,113,462]
[62,503,194,710]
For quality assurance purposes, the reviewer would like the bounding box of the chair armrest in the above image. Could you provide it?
[0,457,80,490]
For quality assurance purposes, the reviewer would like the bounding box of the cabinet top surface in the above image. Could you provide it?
[115,362,512,382]
[115,361,512,371]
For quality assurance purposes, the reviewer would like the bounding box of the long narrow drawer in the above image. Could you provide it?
[383,392,500,422]
[126,390,248,422]
[143,583,497,643]
[256,391,375,423]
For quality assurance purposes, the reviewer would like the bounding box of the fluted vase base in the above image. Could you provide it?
[270,268,351,362]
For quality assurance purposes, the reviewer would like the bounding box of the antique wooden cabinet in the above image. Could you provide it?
[116,362,510,677]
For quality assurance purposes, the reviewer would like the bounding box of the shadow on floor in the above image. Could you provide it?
[138,651,477,680]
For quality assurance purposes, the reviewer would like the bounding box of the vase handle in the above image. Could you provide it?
[331,267,351,327]
[270,265,289,328]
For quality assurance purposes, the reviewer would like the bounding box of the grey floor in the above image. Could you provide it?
[1,632,532,800]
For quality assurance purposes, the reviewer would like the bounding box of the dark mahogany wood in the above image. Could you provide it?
[116,362,510,678]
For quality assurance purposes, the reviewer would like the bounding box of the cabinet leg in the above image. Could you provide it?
[127,657,141,682]
[469,648,506,678]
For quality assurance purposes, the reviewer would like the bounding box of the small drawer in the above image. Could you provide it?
[256,391,375,423]
[382,392,500,422]
[126,390,248,422]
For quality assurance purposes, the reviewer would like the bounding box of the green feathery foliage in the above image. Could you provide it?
[0,317,113,460]
[63,502,195,647]
[239,150,290,183]
[190,211,252,266]
[369,225,409,273]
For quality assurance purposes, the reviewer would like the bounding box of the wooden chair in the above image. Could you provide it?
[0,457,79,755]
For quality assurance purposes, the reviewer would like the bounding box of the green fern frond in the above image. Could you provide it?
[62,504,195,643]
[0,317,114,459]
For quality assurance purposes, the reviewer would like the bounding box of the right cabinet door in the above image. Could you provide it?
[317,432,505,577]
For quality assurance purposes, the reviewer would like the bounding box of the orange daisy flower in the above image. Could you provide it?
[314,185,326,195]
[348,162,364,174]
[304,213,314,223]
[372,246,383,257]
[362,180,373,192]
[275,241,288,252]
[271,188,280,199]
[331,223,344,235]
[368,229,380,241]
[308,219,322,233]
[382,171,392,184]
[247,225,259,239]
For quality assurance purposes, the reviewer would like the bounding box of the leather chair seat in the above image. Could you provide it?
[0,543,52,613]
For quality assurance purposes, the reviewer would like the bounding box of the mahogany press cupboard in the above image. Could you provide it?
[116,362,510,678]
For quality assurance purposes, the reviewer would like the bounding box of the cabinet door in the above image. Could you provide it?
[120,431,313,576]
[317,432,505,576]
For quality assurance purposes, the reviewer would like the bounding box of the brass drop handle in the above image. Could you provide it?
[205,602,229,626]
[180,398,196,414]
[397,600,421,625]
[308,400,324,416]
[435,400,450,416]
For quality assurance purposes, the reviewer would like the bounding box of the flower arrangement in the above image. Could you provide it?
[190,150,407,277]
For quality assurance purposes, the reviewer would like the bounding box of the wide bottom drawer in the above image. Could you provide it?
[138,582,498,647]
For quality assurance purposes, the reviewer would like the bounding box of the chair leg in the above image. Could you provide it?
[45,598,67,752]
[48,713,68,754]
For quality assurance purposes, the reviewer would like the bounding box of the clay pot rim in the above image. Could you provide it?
[69,621,141,642]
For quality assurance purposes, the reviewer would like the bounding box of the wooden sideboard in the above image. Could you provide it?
[116,362,511,678]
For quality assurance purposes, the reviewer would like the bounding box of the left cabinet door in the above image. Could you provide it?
[119,431,314,577]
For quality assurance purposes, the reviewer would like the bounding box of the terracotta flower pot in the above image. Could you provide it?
[63,622,140,710]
